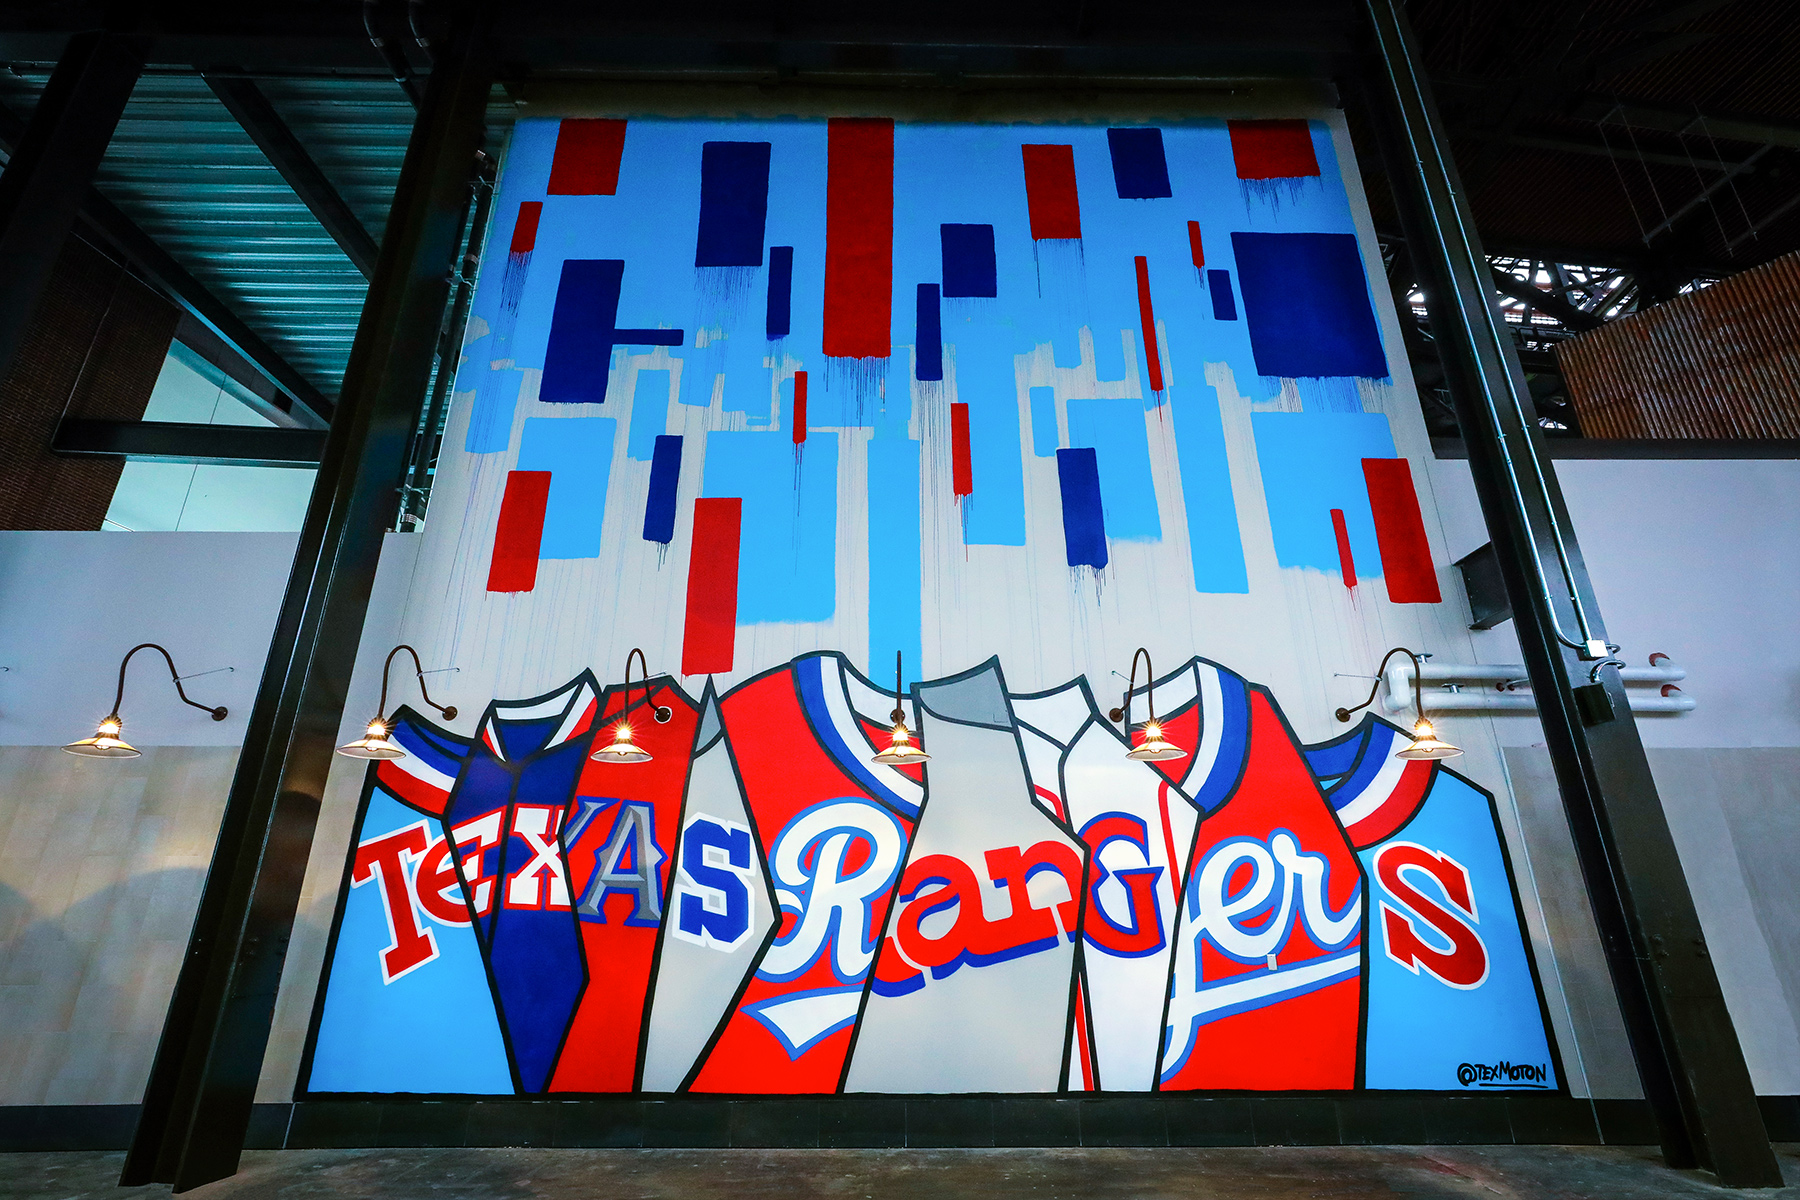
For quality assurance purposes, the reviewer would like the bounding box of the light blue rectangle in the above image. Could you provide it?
[517,416,616,559]
[1170,384,1249,592]
[464,368,523,454]
[867,438,921,681]
[952,337,1026,546]
[1029,386,1059,457]
[702,430,838,623]
[627,369,671,460]
[1067,398,1161,541]
[1251,410,1396,575]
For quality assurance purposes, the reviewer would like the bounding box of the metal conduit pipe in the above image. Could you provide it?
[1382,691,1697,714]
[1382,658,1693,714]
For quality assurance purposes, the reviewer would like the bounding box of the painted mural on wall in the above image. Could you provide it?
[302,112,1561,1095]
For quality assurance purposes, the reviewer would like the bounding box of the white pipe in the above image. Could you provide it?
[1383,660,1685,692]
[1380,691,1697,714]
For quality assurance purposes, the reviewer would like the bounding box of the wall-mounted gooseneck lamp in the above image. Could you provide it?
[337,645,458,759]
[1108,647,1188,762]
[1335,646,1463,761]
[591,648,672,764]
[871,651,930,766]
[63,643,229,759]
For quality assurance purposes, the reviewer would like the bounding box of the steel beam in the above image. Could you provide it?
[203,72,381,278]
[121,10,491,1192]
[0,32,144,400]
[52,417,325,466]
[1490,268,1605,332]
[1354,0,1781,1186]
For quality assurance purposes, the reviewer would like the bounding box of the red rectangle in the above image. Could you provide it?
[1228,119,1320,180]
[1021,144,1081,240]
[950,403,973,497]
[547,119,627,195]
[1330,508,1356,589]
[823,118,893,359]
[1135,256,1164,393]
[1187,221,1204,268]
[510,201,543,253]
[682,498,742,674]
[792,371,808,445]
[1362,458,1442,603]
[487,470,551,592]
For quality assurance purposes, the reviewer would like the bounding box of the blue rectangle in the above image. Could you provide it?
[867,438,921,681]
[541,260,623,404]
[1056,448,1108,568]
[464,368,523,453]
[517,416,616,559]
[940,224,998,298]
[1232,232,1387,378]
[643,434,682,544]
[1029,386,1058,456]
[1106,128,1172,199]
[701,430,838,623]
[1067,398,1161,541]
[766,245,793,338]
[1171,385,1249,593]
[915,284,942,381]
[1208,270,1238,321]
[955,338,1026,546]
[695,141,771,268]
[1252,411,1396,574]
[626,369,671,461]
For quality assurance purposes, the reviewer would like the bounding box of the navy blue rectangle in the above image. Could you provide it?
[915,284,942,380]
[1231,232,1387,378]
[695,142,771,268]
[940,224,998,298]
[766,245,793,338]
[1208,269,1238,321]
[1106,128,1172,199]
[542,259,624,404]
[1055,447,1108,569]
[643,434,682,543]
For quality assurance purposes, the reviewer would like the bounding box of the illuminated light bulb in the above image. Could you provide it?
[1395,717,1462,761]
[871,720,930,766]
[337,718,407,759]
[1126,720,1188,762]
[63,714,141,759]
[591,720,652,764]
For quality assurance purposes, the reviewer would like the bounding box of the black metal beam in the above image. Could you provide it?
[203,72,381,278]
[53,417,325,466]
[1490,268,1606,332]
[0,32,143,398]
[1353,0,1781,1187]
[1569,96,1800,150]
[121,11,492,1192]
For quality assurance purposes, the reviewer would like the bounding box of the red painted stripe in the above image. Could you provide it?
[1227,119,1320,180]
[547,119,627,195]
[1156,781,1182,893]
[1187,220,1204,268]
[1362,458,1443,603]
[823,118,894,359]
[487,470,551,592]
[1020,144,1081,239]
[792,371,808,445]
[950,403,973,496]
[681,498,742,674]
[509,201,543,254]
[1331,508,1357,589]
[1074,977,1095,1090]
[1033,784,1066,822]
[1134,256,1165,393]
[1347,760,1434,849]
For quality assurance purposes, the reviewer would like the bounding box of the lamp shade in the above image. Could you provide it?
[338,719,407,759]
[1395,717,1462,760]
[1126,721,1188,762]
[591,721,652,763]
[63,716,140,759]
[871,721,930,765]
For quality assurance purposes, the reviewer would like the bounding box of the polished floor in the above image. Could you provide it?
[5,1145,1798,1199]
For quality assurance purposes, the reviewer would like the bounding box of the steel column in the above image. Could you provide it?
[0,32,144,397]
[121,12,491,1192]
[1353,0,1780,1187]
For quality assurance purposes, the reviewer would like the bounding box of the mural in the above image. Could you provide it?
[302,112,1562,1095]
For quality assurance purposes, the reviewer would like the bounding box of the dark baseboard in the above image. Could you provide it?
[1431,436,1800,460]
[4,1095,1794,1153]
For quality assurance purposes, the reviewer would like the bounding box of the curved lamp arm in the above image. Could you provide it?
[620,647,673,725]
[1107,647,1160,728]
[375,645,457,724]
[1334,646,1423,725]
[111,643,228,723]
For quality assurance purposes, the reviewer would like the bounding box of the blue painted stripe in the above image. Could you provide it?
[867,439,921,686]
[643,434,682,544]
[1208,270,1238,321]
[626,369,671,461]
[793,657,919,819]
[464,368,523,454]
[701,430,837,623]
[1169,385,1249,593]
[1231,232,1387,379]
[517,416,616,559]
[954,337,1026,546]
[940,223,998,298]
[915,284,942,381]
[1029,386,1059,456]
[695,141,771,268]
[1251,411,1397,574]
[1055,447,1108,569]
[1067,398,1161,541]
[766,245,793,338]
[1192,670,1250,813]
[1330,722,1400,811]
[1304,732,1366,784]
[1106,128,1172,199]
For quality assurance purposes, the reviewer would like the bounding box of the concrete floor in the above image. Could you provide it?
[4,1145,1797,1200]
